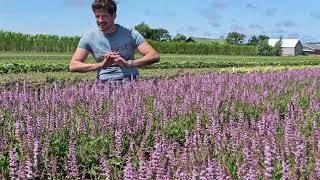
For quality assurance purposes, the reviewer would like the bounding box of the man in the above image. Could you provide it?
[69,0,160,82]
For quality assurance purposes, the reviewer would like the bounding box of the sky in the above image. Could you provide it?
[0,0,320,42]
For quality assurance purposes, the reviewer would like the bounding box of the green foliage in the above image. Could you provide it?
[0,152,9,178]
[299,96,310,111]
[49,131,70,159]
[46,76,58,83]
[163,114,196,143]
[258,35,270,42]
[301,113,318,138]
[271,95,289,117]
[0,30,79,52]
[2,60,320,74]
[144,61,320,69]
[248,34,270,46]
[148,40,258,55]
[229,159,238,179]
[247,35,259,46]
[173,33,187,42]
[0,63,68,74]
[77,135,111,177]
[220,151,243,179]
[258,38,282,56]
[134,22,171,41]
[258,40,274,56]
[235,102,264,120]
[151,28,171,41]
[274,160,283,180]
[226,32,246,45]
[0,30,256,55]
[48,130,70,177]
[272,37,283,56]
[134,22,151,38]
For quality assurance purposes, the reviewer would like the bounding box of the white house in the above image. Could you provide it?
[268,39,303,56]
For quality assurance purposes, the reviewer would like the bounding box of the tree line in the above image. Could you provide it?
[225,32,282,56]
[0,31,79,52]
[134,22,186,42]
[0,22,280,56]
[135,22,282,56]
[0,29,258,55]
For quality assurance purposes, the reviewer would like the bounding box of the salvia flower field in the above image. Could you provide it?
[1,69,320,179]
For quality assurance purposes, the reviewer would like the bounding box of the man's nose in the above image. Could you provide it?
[97,17,104,22]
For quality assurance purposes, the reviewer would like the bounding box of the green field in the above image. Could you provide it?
[1,52,320,85]
[1,52,320,64]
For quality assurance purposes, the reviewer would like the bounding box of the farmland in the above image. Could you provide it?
[1,52,320,85]
[0,52,320,179]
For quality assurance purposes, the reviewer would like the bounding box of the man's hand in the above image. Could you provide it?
[100,55,113,68]
[109,53,134,68]
[99,52,118,69]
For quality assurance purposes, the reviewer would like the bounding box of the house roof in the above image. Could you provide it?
[268,39,300,48]
[186,37,225,44]
[302,43,320,50]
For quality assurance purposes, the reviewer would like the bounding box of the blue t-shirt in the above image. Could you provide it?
[78,24,145,81]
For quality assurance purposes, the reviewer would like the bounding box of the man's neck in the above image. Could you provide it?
[103,24,117,34]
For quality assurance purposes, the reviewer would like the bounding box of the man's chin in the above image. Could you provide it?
[98,27,106,31]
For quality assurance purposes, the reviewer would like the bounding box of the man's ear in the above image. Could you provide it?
[112,13,117,19]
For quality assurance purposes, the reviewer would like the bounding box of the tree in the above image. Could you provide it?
[150,28,171,41]
[134,22,152,39]
[257,39,273,56]
[248,34,270,46]
[272,37,282,56]
[160,32,172,41]
[134,22,171,41]
[258,35,270,42]
[173,33,187,42]
[248,35,259,46]
[257,38,282,56]
[226,32,246,45]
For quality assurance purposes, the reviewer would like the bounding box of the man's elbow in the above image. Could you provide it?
[154,51,160,63]
[69,67,76,72]
[69,61,77,72]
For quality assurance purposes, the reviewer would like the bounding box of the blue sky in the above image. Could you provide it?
[1,0,320,42]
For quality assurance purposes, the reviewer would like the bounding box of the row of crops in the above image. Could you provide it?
[2,60,320,74]
[1,52,319,63]
[1,69,320,179]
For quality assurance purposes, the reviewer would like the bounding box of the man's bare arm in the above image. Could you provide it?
[69,48,113,72]
[130,41,160,67]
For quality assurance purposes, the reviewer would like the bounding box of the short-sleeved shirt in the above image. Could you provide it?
[78,24,145,81]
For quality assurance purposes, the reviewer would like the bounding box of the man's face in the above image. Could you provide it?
[94,9,116,32]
